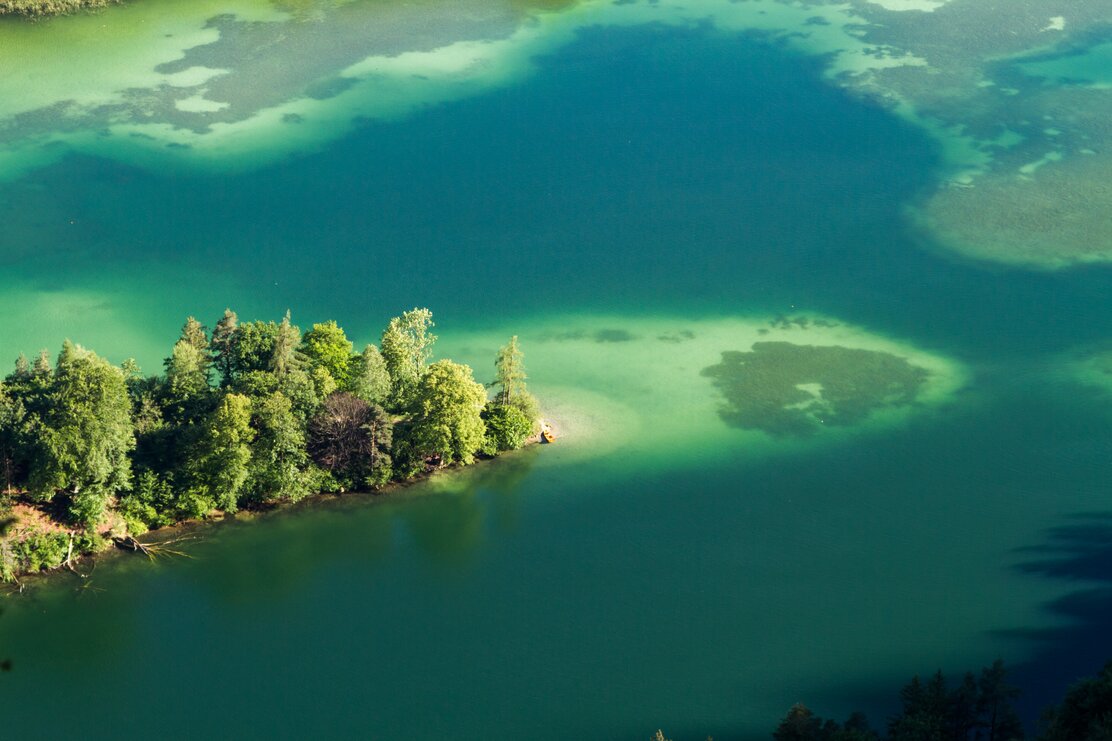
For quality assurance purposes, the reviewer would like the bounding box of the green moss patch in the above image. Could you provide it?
[702,342,930,436]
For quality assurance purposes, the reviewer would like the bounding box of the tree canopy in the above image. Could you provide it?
[0,307,540,580]
[381,307,436,407]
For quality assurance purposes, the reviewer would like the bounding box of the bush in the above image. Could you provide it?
[117,470,176,533]
[482,402,533,454]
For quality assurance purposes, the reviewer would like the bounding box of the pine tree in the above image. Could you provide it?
[211,308,239,383]
[349,344,391,406]
[269,310,302,378]
[494,335,527,405]
[12,354,29,379]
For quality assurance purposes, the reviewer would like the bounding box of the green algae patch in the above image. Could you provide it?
[702,342,929,436]
[916,151,1112,269]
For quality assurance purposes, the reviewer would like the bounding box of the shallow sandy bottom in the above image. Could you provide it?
[437,312,968,472]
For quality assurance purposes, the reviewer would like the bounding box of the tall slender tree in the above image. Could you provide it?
[494,335,527,405]
[211,308,239,383]
[270,310,302,378]
[349,344,391,406]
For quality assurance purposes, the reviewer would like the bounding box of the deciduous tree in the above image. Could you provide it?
[409,360,486,465]
[301,320,354,387]
[28,342,134,528]
[381,308,436,408]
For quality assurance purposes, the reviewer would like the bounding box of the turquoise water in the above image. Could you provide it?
[2,14,1111,740]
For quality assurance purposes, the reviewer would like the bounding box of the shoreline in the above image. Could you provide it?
[2,428,550,590]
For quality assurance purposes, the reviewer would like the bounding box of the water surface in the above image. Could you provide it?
[1,9,1111,740]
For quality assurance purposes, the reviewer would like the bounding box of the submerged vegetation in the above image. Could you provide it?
[701,342,929,436]
[0,308,541,580]
[0,0,118,17]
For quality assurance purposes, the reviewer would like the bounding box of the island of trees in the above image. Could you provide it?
[0,308,541,581]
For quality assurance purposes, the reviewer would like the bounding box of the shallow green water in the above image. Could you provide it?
[2,3,1111,739]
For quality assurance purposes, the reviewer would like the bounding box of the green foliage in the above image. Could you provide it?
[231,368,321,423]
[1038,661,1112,741]
[774,661,1021,741]
[888,663,1023,741]
[27,342,135,528]
[0,383,28,493]
[211,308,239,384]
[185,393,254,514]
[117,469,176,532]
[301,321,355,387]
[8,531,69,574]
[246,392,312,503]
[0,309,538,577]
[481,402,533,454]
[223,319,280,380]
[381,308,436,408]
[508,391,541,430]
[162,340,213,423]
[408,360,487,465]
[348,344,391,406]
[494,335,527,405]
[773,704,878,741]
[270,311,303,378]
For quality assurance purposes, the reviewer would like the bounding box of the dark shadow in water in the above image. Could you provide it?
[1003,511,1112,728]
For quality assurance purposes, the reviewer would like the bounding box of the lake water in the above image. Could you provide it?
[2,3,1111,739]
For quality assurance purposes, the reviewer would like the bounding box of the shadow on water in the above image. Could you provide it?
[1005,511,1112,728]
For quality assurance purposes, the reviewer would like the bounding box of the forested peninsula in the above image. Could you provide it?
[0,308,542,581]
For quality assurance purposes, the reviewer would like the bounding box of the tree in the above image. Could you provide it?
[12,354,29,379]
[270,310,302,378]
[178,316,210,357]
[211,308,239,384]
[481,401,533,453]
[184,393,254,515]
[246,391,312,503]
[225,320,280,379]
[773,704,877,741]
[32,349,50,377]
[348,344,391,406]
[408,360,486,465]
[301,320,354,387]
[775,703,823,741]
[1039,661,1112,741]
[889,672,949,741]
[494,335,527,405]
[492,335,540,427]
[162,339,212,422]
[27,342,134,528]
[307,392,392,490]
[0,384,26,494]
[977,660,1023,741]
[380,308,436,407]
